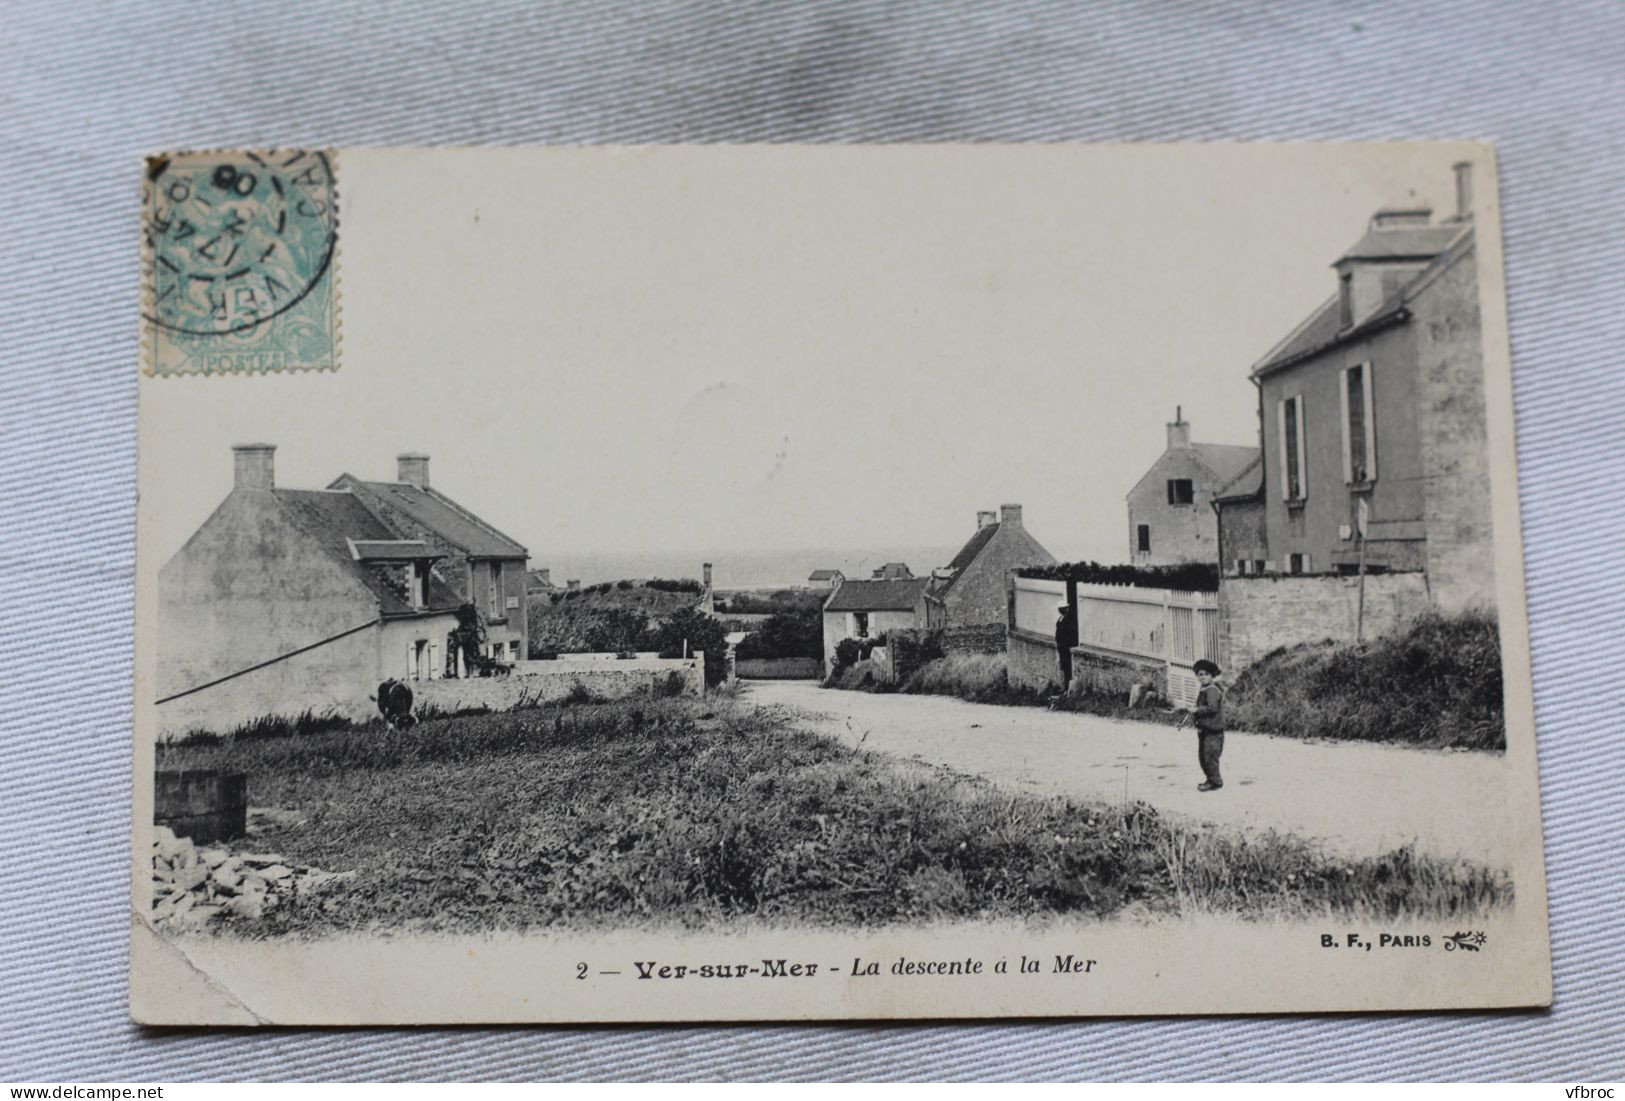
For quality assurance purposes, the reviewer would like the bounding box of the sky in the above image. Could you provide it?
[139,144,1478,578]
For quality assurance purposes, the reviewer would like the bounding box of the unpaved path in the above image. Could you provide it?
[741,681,1521,867]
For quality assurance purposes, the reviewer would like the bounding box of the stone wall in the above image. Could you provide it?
[885,628,942,685]
[1414,246,1496,614]
[1006,629,1062,692]
[941,624,1007,655]
[1220,572,1430,670]
[736,657,822,680]
[414,654,703,712]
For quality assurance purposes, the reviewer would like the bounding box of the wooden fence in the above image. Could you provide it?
[1009,575,1221,707]
[1072,582,1220,708]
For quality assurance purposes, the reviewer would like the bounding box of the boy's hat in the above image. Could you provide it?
[1192,659,1221,676]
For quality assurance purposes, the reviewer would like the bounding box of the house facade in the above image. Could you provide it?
[331,453,531,662]
[157,445,464,737]
[821,577,938,676]
[925,504,1056,627]
[1216,171,1492,612]
[1125,410,1258,565]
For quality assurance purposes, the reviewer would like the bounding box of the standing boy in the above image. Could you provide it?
[1188,659,1226,791]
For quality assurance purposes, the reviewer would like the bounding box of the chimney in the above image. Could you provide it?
[999,503,1023,529]
[231,443,275,491]
[977,510,998,530]
[567,579,581,592]
[536,568,551,586]
[1452,161,1474,222]
[1166,406,1191,451]
[703,562,713,588]
[397,452,430,487]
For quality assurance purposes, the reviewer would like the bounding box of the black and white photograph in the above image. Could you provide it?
[131,143,1549,1024]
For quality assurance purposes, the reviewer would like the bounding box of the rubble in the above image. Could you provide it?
[149,825,354,929]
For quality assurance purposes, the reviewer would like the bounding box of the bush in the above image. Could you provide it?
[646,578,704,594]
[735,611,822,660]
[1018,560,1218,593]
[902,654,1012,701]
[1226,610,1505,750]
[652,605,730,687]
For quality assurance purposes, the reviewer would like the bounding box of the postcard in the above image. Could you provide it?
[132,144,1550,1024]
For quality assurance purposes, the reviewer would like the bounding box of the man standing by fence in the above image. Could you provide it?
[1054,602,1078,692]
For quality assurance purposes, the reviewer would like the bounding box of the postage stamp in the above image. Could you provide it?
[141,150,338,375]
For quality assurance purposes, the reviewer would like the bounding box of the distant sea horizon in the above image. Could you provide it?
[535,540,1127,590]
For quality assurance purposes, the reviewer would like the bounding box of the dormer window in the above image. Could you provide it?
[409,561,429,609]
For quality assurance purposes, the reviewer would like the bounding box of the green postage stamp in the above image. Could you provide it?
[142,150,338,375]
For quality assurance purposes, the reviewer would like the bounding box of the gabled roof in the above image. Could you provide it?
[1253,224,1474,379]
[940,524,999,584]
[331,477,528,559]
[824,577,929,613]
[1212,453,1264,501]
[1192,443,1261,487]
[273,490,462,615]
[1339,224,1464,262]
[809,568,844,580]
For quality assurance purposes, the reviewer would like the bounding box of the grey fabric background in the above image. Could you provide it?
[2,0,1621,1082]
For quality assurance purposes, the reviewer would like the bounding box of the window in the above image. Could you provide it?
[853,611,869,638]
[1339,272,1354,328]
[1166,478,1194,505]
[408,562,429,609]
[1253,559,1266,575]
[487,560,504,617]
[1278,394,1307,502]
[1288,552,1311,575]
[1137,524,1151,553]
[1234,559,1249,576]
[509,640,520,661]
[1340,361,1377,484]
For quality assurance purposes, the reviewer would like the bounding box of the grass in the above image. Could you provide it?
[1227,610,1505,751]
[156,696,1511,936]
[874,609,1506,751]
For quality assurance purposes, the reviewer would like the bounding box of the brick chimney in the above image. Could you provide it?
[232,443,275,491]
[999,503,1023,529]
[397,452,430,487]
[977,510,998,530]
[1166,406,1191,451]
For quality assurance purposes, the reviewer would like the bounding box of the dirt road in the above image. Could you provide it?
[742,681,1521,866]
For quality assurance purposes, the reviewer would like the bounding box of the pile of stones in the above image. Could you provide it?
[150,825,352,928]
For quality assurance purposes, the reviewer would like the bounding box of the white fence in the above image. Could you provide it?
[1011,576,1067,638]
[1073,582,1220,708]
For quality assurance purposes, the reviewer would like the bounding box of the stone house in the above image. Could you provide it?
[808,569,845,589]
[157,444,465,737]
[330,453,530,662]
[1125,409,1258,565]
[925,505,1056,627]
[1214,165,1493,612]
[821,577,939,676]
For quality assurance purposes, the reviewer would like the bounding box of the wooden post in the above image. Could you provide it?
[1355,497,1369,644]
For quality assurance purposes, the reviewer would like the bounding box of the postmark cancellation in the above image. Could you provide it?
[141,150,338,375]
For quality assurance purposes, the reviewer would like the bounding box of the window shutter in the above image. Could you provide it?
[1277,398,1290,501]
[1339,367,1353,484]
[1294,396,1308,500]
[428,642,439,680]
[406,642,416,680]
[1363,361,1377,483]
